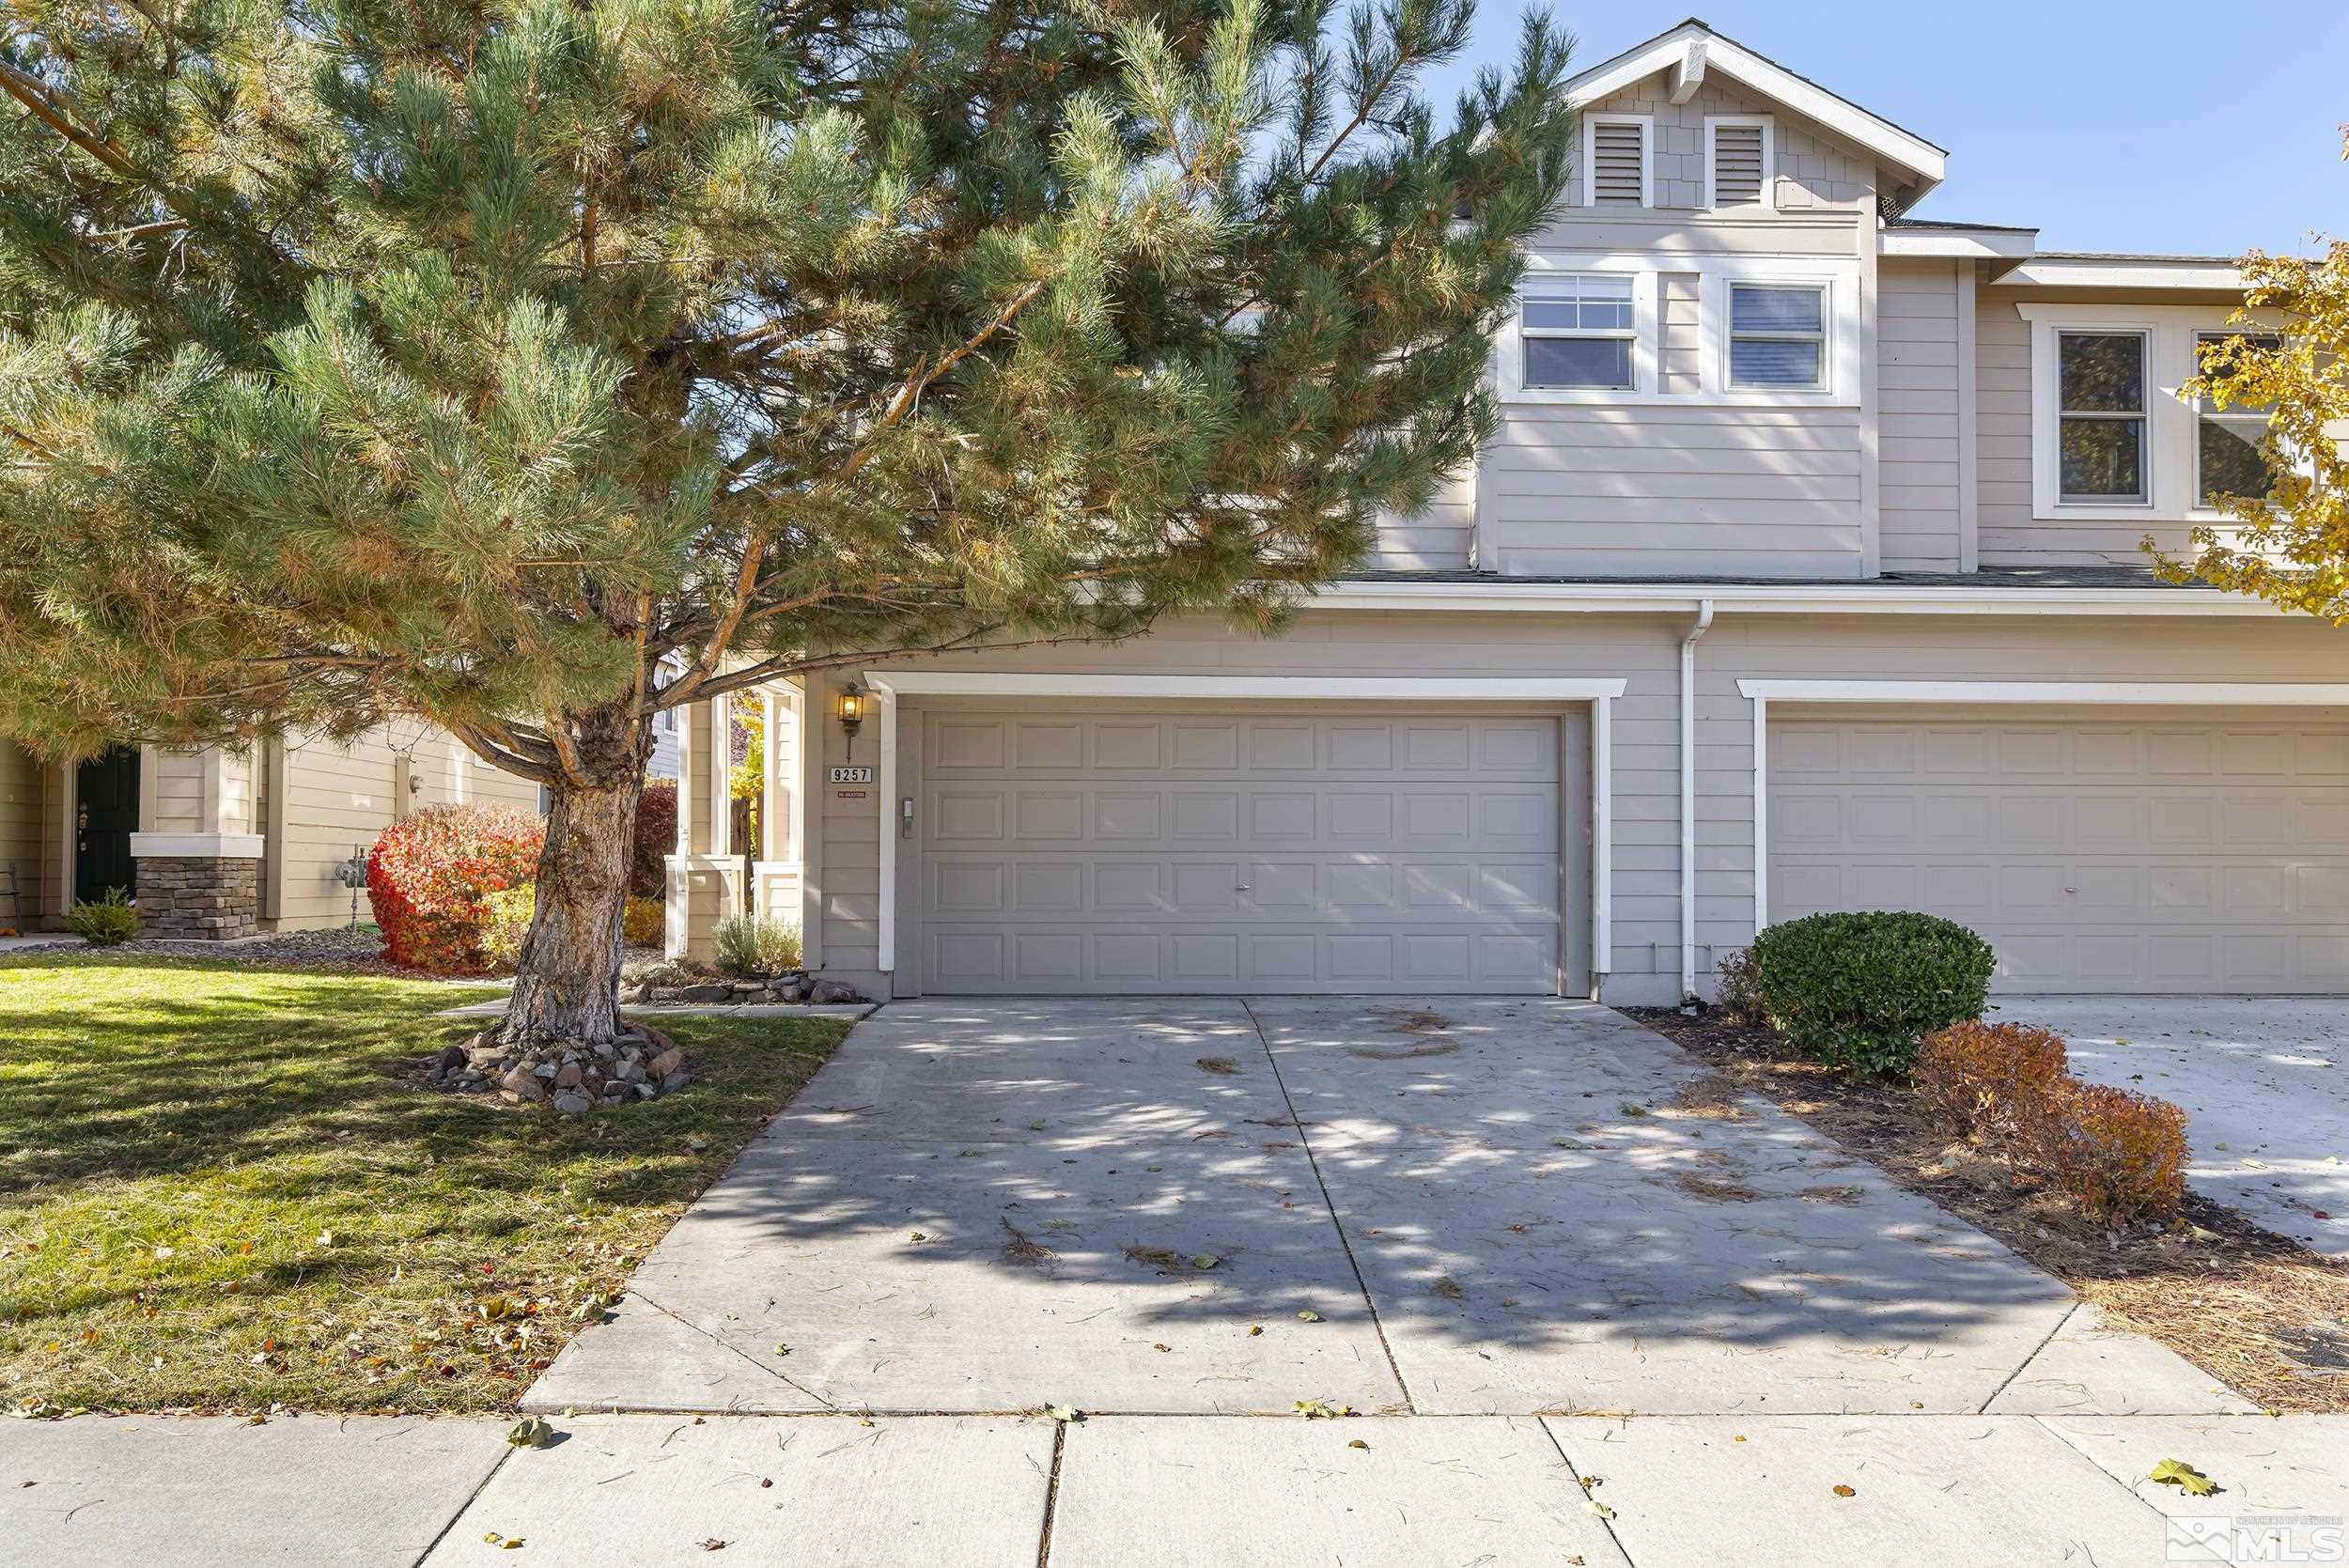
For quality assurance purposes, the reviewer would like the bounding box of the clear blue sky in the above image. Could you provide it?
[1426,2,2349,256]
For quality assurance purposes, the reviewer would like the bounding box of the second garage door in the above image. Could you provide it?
[1770,712,2349,992]
[910,707,1572,994]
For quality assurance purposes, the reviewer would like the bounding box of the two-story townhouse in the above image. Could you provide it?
[654,18,2349,1006]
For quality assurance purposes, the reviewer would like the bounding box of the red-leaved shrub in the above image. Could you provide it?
[366,803,545,974]
[2034,1079,2190,1224]
[630,781,677,899]
[1915,1021,2068,1141]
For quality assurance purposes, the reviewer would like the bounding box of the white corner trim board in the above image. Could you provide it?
[862,673,1630,993]
[1735,678,2349,930]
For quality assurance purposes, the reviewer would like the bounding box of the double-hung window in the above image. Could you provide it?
[2194,331,2281,507]
[2056,331,2149,504]
[1521,273,1636,391]
[1728,283,1826,390]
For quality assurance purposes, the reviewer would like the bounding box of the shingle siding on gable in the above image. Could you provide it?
[1577,76,1873,210]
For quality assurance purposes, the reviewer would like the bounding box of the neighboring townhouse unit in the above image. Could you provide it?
[0,725,537,938]
[667,19,2349,1005]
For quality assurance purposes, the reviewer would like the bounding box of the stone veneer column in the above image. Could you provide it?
[135,855,261,939]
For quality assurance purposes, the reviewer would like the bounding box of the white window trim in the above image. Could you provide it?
[1721,278,1828,392]
[1703,114,1775,210]
[1517,272,1641,392]
[1697,263,1857,407]
[2016,302,2285,522]
[1580,113,1653,208]
[1499,255,1859,408]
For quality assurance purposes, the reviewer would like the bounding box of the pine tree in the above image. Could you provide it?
[0,0,1576,1048]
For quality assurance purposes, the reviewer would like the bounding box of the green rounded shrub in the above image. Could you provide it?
[1750,910,1994,1078]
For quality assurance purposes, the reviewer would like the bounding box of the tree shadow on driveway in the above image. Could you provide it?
[530,997,2115,1418]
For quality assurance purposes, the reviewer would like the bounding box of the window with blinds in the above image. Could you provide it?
[1586,118,1648,206]
[1707,118,1771,208]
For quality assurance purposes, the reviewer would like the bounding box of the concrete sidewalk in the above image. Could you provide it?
[8,1409,2343,1566]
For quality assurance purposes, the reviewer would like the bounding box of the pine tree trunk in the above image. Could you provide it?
[501,727,648,1049]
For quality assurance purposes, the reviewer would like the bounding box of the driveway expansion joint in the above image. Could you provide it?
[1240,996,1419,1416]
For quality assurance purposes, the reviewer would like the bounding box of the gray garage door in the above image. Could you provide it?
[912,708,1567,994]
[1770,713,2349,993]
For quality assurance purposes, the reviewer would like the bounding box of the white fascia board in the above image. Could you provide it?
[1311,581,2280,617]
[1563,24,1945,189]
[865,673,1628,701]
[1881,228,2037,261]
[1736,679,2349,706]
[2001,258,2245,291]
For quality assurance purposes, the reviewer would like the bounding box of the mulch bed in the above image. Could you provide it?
[1627,1007,2349,1414]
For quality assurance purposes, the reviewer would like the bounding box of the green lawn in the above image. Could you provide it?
[0,955,852,1415]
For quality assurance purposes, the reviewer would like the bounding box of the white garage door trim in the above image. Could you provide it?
[1736,679,2349,930]
[866,675,1628,981]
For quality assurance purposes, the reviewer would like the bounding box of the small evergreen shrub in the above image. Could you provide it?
[366,803,544,974]
[1750,910,1995,1077]
[1915,1021,2069,1141]
[622,894,666,948]
[66,886,140,946]
[2036,1079,2189,1224]
[711,914,802,977]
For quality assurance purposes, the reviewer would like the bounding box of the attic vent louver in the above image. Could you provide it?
[1710,122,1767,207]
[1590,121,1646,206]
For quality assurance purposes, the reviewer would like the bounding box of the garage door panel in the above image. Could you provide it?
[920,709,1565,995]
[1773,715,2349,994]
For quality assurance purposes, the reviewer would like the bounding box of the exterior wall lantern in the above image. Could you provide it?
[837,682,867,759]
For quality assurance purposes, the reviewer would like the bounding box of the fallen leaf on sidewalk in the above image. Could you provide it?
[1195,1058,1239,1075]
[1044,1405,1083,1423]
[2150,1459,2217,1497]
[1297,1310,1323,1323]
[1347,1439,1368,1450]
[506,1417,554,1449]
[1832,1484,1856,1498]
[1583,1500,1615,1519]
[1293,1400,1355,1419]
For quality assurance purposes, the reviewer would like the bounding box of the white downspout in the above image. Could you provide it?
[1679,598,1715,1008]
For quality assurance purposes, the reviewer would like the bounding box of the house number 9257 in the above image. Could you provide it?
[829,767,875,784]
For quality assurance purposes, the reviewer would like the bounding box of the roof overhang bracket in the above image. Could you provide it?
[1668,40,1706,104]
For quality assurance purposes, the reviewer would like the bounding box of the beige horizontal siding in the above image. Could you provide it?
[1877,259,1962,572]
[0,741,44,918]
[1366,465,1474,571]
[1482,405,1863,578]
[808,606,2349,1005]
[273,726,540,928]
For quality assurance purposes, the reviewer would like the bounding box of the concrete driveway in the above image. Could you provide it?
[531,997,2236,1420]
[1999,997,2349,1257]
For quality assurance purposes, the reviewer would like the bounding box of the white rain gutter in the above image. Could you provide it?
[1679,598,1715,1007]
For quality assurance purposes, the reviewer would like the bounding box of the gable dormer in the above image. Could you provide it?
[1559,20,1947,220]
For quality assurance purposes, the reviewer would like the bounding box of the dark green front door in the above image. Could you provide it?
[75,747,139,902]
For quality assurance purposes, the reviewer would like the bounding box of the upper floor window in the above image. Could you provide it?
[1521,273,1636,389]
[1705,116,1774,209]
[1582,116,1652,207]
[2194,332,2282,507]
[1728,284,1825,389]
[2018,304,2289,520]
[2057,331,2149,504]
